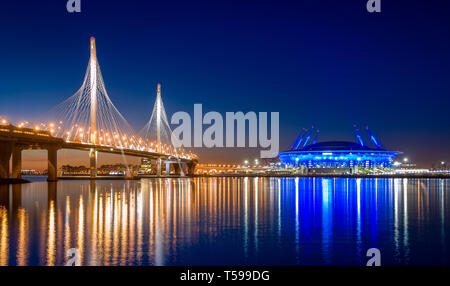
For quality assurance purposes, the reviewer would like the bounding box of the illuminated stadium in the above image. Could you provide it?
[278,127,401,174]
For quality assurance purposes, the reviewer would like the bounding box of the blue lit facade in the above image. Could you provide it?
[278,141,401,169]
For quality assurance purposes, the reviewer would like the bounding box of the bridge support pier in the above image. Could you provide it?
[90,148,97,179]
[165,162,171,175]
[186,161,197,176]
[180,163,187,176]
[156,158,162,176]
[125,169,133,179]
[47,146,58,182]
[0,141,13,179]
[12,147,22,179]
[173,163,181,176]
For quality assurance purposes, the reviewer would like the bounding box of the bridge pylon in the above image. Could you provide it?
[89,37,98,145]
[156,83,162,176]
[88,37,98,179]
[140,83,174,177]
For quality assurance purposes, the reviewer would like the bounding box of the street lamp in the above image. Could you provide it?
[244,160,249,165]
[403,158,408,163]
[254,159,259,165]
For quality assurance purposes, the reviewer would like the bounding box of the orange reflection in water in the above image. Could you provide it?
[0,205,8,266]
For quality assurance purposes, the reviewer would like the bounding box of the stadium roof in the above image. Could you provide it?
[298,141,384,152]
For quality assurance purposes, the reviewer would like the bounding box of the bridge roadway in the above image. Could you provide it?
[0,124,197,181]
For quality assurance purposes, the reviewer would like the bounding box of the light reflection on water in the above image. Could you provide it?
[0,177,449,266]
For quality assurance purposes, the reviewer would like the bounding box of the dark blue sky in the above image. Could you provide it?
[0,0,449,167]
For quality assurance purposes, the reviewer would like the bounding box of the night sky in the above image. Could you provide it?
[0,0,449,169]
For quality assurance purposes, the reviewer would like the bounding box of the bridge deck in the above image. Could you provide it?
[0,125,195,163]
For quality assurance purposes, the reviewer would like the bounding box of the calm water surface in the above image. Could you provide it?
[0,177,449,265]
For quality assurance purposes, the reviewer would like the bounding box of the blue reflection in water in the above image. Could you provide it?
[0,177,449,265]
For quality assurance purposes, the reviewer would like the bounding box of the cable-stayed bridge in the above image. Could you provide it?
[0,37,197,181]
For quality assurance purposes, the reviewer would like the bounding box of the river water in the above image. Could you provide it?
[0,177,449,265]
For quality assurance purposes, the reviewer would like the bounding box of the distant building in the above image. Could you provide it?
[195,164,268,175]
[61,165,89,175]
[98,164,138,175]
[431,161,447,170]
[140,158,152,174]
